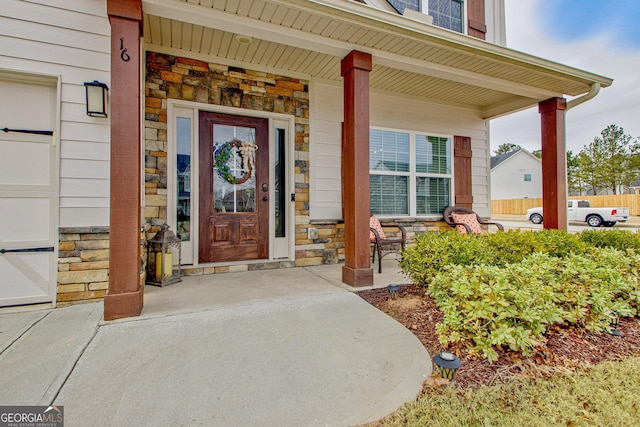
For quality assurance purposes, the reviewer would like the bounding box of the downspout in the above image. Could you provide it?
[566,83,600,111]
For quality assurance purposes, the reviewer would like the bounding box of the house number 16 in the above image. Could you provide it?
[119,37,130,62]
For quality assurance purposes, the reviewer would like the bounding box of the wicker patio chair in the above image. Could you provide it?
[370,215,406,273]
[442,206,504,234]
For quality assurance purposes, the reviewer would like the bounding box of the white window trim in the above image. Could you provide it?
[421,0,467,35]
[167,99,296,267]
[370,126,454,218]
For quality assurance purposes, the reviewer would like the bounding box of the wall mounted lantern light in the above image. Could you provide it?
[84,81,109,118]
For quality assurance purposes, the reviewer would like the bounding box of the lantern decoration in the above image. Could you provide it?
[387,284,401,300]
[146,223,182,287]
[84,81,108,118]
[433,352,462,380]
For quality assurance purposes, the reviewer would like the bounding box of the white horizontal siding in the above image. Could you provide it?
[1,0,111,226]
[60,141,110,161]
[310,81,491,219]
[60,159,110,179]
[491,151,542,200]
[60,178,110,198]
[60,208,110,227]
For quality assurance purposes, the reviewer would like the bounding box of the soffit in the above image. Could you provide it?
[142,0,613,118]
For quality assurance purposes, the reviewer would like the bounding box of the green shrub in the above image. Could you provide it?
[579,229,640,252]
[428,249,640,361]
[399,231,494,284]
[400,229,590,287]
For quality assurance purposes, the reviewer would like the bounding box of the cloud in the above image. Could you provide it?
[491,0,640,154]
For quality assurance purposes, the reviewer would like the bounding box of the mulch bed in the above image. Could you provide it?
[357,284,640,388]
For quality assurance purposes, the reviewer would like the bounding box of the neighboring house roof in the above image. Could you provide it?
[490,148,541,170]
[630,175,640,188]
[143,0,613,120]
[490,149,520,169]
[177,154,190,174]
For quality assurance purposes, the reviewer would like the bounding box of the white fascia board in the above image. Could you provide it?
[143,0,612,98]
[520,148,542,164]
[303,0,613,87]
[143,0,560,100]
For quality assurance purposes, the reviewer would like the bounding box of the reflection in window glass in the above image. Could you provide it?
[369,129,410,172]
[212,124,256,213]
[416,135,451,174]
[176,117,191,241]
[369,129,452,216]
[429,0,464,33]
[386,0,420,13]
[274,128,286,238]
[370,175,408,215]
[416,177,450,215]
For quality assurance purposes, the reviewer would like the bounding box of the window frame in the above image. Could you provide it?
[421,0,466,34]
[369,126,454,218]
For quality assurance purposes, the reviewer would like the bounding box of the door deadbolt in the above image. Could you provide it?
[262,183,268,192]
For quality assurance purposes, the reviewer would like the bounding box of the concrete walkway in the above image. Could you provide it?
[0,261,430,426]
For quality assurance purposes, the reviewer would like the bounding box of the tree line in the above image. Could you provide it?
[494,124,639,195]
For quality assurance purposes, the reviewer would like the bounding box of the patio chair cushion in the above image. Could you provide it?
[451,212,483,235]
[370,215,386,242]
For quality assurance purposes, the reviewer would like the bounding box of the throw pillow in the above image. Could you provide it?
[451,212,483,235]
[370,216,386,241]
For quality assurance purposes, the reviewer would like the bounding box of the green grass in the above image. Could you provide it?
[371,357,640,427]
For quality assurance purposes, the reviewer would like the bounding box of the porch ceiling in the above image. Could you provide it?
[142,0,613,119]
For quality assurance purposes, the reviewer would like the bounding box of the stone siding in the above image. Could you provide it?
[57,226,110,306]
[144,51,313,271]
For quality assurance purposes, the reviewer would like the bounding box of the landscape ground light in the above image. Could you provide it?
[386,284,401,300]
[433,352,462,380]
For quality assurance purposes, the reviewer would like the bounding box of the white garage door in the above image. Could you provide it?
[0,75,58,307]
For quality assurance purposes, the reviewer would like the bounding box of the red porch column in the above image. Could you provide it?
[104,0,144,320]
[341,51,373,286]
[539,97,568,230]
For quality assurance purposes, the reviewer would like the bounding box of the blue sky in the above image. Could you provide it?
[491,0,640,154]
[543,0,640,49]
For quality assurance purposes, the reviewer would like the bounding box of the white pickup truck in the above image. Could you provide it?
[526,200,630,227]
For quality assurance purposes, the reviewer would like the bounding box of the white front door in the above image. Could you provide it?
[0,75,58,307]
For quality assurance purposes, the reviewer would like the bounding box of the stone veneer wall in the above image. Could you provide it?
[303,219,451,265]
[144,52,315,274]
[57,227,110,306]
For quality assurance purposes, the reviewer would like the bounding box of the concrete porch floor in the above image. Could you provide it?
[140,257,409,320]
[1,257,430,427]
